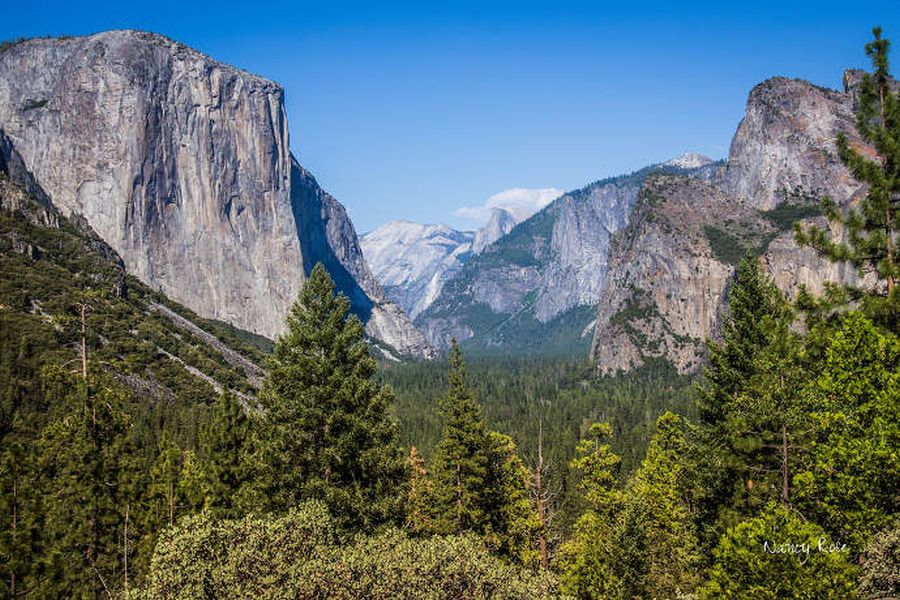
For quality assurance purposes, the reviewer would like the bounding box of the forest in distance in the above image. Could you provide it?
[0,24,899,600]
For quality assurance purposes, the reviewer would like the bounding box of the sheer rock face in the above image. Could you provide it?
[590,73,881,375]
[0,31,432,357]
[590,175,768,374]
[417,160,717,351]
[471,208,517,254]
[717,76,864,210]
[291,162,436,358]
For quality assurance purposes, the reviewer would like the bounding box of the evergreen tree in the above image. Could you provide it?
[793,312,900,553]
[484,431,542,566]
[149,433,184,527]
[199,391,252,517]
[693,255,792,536]
[698,254,790,425]
[611,412,700,598]
[35,367,133,598]
[256,263,405,530]
[0,430,39,598]
[795,27,900,323]
[404,446,432,534]
[558,422,622,598]
[429,340,491,534]
[700,504,859,599]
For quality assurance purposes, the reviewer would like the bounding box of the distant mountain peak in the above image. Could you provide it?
[472,207,518,254]
[664,153,715,169]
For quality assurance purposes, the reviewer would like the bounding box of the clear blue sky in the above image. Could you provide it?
[3,1,899,232]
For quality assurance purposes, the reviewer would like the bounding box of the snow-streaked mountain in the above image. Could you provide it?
[416,156,724,353]
[362,207,524,318]
[361,222,475,318]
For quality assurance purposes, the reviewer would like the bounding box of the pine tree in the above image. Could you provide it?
[429,340,491,534]
[35,367,132,598]
[404,446,432,534]
[558,421,622,598]
[698,254,790,425]
[0,431,39,598]
[700,504,859,599]
[199,391,251,517]
[612,412,700,598]
[484,431,541,566]
[256,263,404,530]
[795,27,899,323]
[149,433,183,527]
[693,255,791,536]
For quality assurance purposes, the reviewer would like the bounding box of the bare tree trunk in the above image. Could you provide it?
[878,76,896,293]
[535,420,548,570]
[456,462,463,532]
[80,302,88,380]
[781,424,789,505]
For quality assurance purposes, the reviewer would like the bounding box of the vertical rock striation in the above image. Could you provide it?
[591,72,885,375]
[0,30,432,357]
[417,158,719,353]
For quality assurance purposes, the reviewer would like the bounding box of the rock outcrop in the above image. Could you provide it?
[417,159,720,353]
[471,208,517,254]
[361,221,474,319]
[0,30,432,358]
[717,77,865,210]
[590,72,882,375]
[590,175,774,374]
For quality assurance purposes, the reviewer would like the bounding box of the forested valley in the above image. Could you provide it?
[1,28,899,600]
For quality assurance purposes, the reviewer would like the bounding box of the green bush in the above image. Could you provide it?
[139,504,559,599]
[699,505,859,599]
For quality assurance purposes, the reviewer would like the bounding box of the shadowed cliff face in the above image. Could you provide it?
[291,158,436,358]
[291,159,374,321]
[0,30,433,358]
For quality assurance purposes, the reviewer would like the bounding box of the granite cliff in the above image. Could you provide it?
[590,72,880,374]
[0,30,432,358]
[360,207,518,320]
[417,156,718,354]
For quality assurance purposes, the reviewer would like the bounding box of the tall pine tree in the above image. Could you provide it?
[256,263,404,530]
[558,421,622,598]
[199,391,252,517]
[35,367,134,598]
[692,255,791,538]
[795,27,899,326]
[429,340,491,534]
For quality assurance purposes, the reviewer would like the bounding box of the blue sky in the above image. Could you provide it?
[3,1,899,232]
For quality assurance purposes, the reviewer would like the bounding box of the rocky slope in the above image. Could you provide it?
[589,175,779,374]
[1,163,267,406]
[590,72,880,374]
[361,221,474,319]
[360,206,519,320]
[0,30,432,358]
[417,156,720,353]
